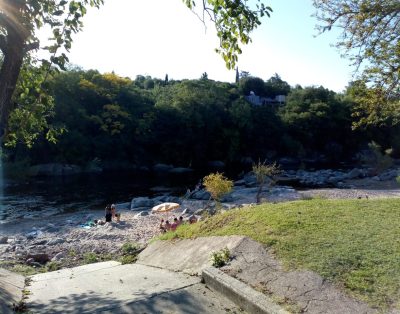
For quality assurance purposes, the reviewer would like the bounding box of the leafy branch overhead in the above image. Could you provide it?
[313,0,399,99]
[0,0,103,141]
[183,0,272,69]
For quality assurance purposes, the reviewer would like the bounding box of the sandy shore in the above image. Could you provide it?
[1,181,399,272]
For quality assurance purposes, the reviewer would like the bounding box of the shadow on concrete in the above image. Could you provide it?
[0,284,18,314]
[27,286,223,314]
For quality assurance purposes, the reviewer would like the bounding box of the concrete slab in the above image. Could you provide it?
[137,235,247,275]
[26,262,242,313]
[203,267,288,314]
[0,268,25,314]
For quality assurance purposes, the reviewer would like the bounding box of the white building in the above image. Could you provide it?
[245,91,286,106]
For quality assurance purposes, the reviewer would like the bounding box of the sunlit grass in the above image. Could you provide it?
[160,198,400,310]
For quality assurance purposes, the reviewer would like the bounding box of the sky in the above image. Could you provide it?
[50,0,354,92]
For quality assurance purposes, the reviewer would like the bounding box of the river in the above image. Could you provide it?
[0,173,198,223]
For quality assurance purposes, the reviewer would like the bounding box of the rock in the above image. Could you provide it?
[51,252,67,261]
[33,239,48,246]
[130,197,154,209]
[48,238,65,246]
[153,195,180,203]
[243,173,257,187]
[190,190,211,200]
[115,202,130,210]
[378,169,398,181]
[134,211,149,218]
[346,168,363,179]
[26,231,38,240]
[234,179,246,186]
[279,157,301,168]
[26,253,50,264]
[221,194,234,202]
[168,167,193,174]
[0,236,8,244]
[372,176,381,181]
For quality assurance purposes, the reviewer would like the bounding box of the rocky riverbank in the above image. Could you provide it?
[1,167,399,275]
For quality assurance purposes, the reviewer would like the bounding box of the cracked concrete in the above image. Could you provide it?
[222,237,378,314]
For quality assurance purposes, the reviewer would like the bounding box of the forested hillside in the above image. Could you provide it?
[5,69,399,171]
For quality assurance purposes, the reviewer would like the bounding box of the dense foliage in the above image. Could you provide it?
[5,68,398,171]
[313,0,400,128]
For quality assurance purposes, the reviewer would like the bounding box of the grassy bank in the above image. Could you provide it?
[161,198,400,310]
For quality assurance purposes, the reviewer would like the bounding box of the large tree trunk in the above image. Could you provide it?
[0,37,25,138]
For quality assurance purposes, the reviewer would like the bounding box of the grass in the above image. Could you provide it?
[159,198,400,310]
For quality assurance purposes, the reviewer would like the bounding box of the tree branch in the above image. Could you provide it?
[24,41,39,53]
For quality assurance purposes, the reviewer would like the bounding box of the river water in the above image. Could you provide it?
[0,173,197,223]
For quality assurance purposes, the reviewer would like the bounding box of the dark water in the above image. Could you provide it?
[0,173,198,223]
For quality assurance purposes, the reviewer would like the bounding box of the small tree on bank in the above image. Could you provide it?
[203,172,233,209]
[253,161,280,204]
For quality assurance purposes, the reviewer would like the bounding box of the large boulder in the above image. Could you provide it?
[190,190,211,200]
[168,167,193,174]
[130,197,154,210]
[26,253,50,264]
[346,168,363,179]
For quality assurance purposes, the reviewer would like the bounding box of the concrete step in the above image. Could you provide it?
[26,261,242,313]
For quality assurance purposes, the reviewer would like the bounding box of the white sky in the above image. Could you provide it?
[45,0,354,92]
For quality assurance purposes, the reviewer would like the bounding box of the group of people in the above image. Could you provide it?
[104,204,120,223]
[159,215,198,233]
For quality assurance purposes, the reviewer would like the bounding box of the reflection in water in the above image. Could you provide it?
[0,172,196,223]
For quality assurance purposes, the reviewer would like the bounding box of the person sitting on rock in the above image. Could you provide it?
[105,204,112,222]
[171,217,179,231]
[164,220,171,231]
[159,219,166,233]
[188,215,198,224]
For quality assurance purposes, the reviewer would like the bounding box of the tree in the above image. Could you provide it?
[252,160,280,204]
[1,0,272,145]
[264,73,290,97]
[313,0,400,126]
[184,0,272,70]
[0,0,104,137]
[239,76,265,95]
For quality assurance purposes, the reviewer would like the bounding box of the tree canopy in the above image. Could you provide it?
[0,0,272,145]
[313,0,400,127]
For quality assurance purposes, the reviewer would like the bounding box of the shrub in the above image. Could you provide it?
[203,173,233,203]
[120,255,137,265]
[83,252,98,264]
[210,247,231,268]
[121,242,139,255]
[252,160,280,203]
[46,261,61,272]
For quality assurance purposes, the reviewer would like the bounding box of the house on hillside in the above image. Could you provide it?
[245,91,286,106]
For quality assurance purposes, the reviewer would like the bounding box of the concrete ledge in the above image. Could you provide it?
[0,268,25,314]
[202,267,288,314]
